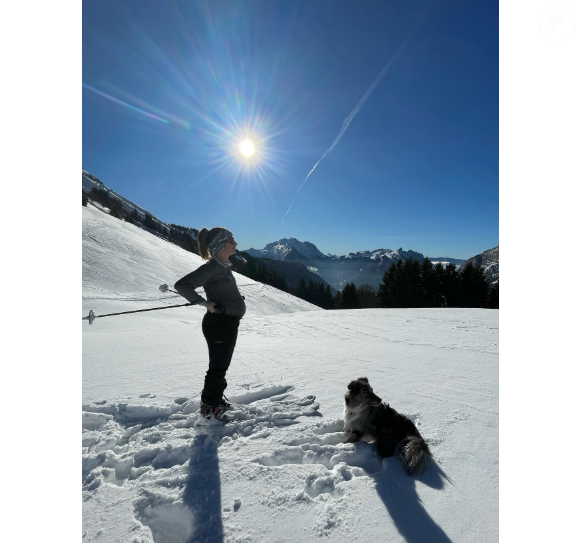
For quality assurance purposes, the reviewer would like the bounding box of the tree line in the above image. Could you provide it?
[335,258,498,309]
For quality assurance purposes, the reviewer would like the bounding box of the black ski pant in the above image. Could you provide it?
[200,312,240,407]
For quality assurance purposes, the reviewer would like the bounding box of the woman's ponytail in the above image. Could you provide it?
[197,228,211,260]
[198,226,230,260]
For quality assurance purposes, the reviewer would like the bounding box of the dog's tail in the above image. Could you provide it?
[398,436,431,476]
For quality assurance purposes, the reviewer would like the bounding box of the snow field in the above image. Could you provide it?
[83,205,498,542]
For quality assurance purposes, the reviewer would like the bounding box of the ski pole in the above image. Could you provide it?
[82,303,193,325]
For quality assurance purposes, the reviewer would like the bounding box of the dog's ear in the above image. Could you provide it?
[358,377,369,383]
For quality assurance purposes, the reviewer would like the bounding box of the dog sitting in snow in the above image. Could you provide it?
[343,377,431,475]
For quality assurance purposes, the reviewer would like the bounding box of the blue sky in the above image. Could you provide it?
[83,0,498,259]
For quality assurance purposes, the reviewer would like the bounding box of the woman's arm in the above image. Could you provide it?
[174,263,214,305]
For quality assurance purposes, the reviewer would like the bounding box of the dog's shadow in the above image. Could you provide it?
[371,457,453,543]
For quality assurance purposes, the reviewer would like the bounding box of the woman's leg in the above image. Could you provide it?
[201,314,239,407]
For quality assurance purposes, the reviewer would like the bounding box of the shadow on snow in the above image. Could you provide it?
[373,458,453,543]
[183,433,224,543]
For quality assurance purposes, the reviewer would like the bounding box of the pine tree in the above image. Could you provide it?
[433,263,445,306]
[460,262,489,308]
[82,190,88,206]
[403,259,424,307]
[245,256,257,280]
[307,280,316,305]
[91,186,110,207]
[378,260,401,307]
[324,285,334,309]
[313,281,326,308]
[441,263,461,307]
[421,257,437,307]
[279,275,288,293]
[487,282,499,309]
[130,210,141,224]
[341,282,360,309]
[296,278,309,302]
[108,198,125,218]
[357,284,378,308]
[379,259,427,307]
[143,214,157,231]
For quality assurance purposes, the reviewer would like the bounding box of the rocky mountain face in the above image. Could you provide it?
[461,246,499,284]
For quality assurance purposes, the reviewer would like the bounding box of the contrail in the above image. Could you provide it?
[82,82,170,124]
[282,16,425,223]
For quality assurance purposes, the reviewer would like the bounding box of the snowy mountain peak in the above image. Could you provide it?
[343,248,402,261]
[394,247,425,261]
[243,238,329,261]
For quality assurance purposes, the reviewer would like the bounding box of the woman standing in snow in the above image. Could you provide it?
[174,227,245,420]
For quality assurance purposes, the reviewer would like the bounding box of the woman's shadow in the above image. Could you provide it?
[372,457,453,543]
[183,433,224,543]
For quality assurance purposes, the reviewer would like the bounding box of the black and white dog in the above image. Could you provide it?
[344,377,431,475]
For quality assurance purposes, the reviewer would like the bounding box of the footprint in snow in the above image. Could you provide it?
[82,385,322,490]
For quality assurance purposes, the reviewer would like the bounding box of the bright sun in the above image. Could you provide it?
[239,139,256,158]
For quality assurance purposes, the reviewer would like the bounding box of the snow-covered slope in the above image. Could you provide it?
[83,205,321,318]
[82,206,498,543]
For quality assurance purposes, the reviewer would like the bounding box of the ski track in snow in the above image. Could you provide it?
[82,383,453,542]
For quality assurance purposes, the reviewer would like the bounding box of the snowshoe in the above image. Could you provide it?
[200,402,228,422]
[219,394,233,410]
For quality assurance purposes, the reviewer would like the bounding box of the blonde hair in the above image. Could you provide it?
[197,227,226,260]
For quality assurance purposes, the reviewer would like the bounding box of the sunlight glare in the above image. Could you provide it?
[239,139,256,157]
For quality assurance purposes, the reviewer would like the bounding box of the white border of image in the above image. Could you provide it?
[4,0,80,540]
[500,1,579,540]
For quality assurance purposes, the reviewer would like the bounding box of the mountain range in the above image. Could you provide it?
[243,238,473,290]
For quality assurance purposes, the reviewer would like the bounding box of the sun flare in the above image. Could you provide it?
[239,139,256,157]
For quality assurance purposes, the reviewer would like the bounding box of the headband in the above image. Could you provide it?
[207,228,233,255]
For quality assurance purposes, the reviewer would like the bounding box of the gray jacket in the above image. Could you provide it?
[175,259,246,318]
